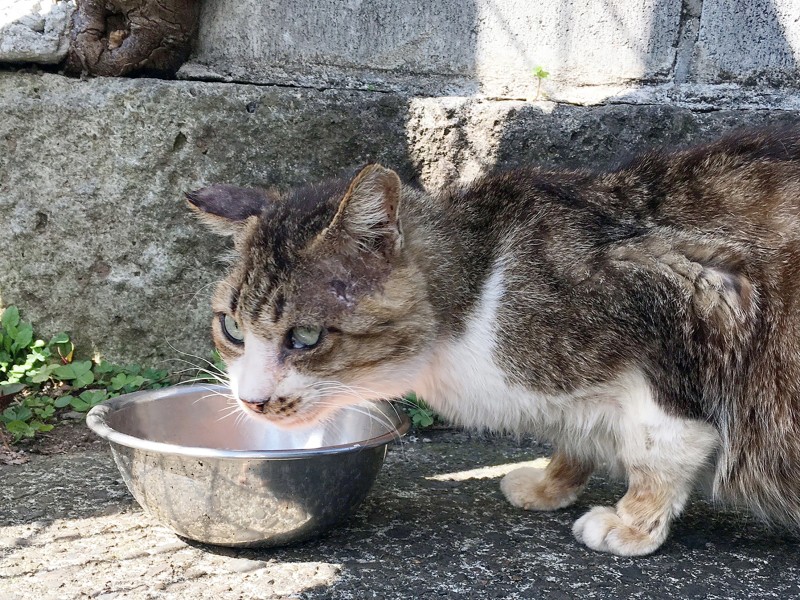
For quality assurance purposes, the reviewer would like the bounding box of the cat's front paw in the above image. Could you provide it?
[500,467,580,511]
[572,506,665,556]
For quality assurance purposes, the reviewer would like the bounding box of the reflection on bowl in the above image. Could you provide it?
[86,385,409,547]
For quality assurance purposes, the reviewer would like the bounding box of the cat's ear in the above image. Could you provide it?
[185,184,272,237]
[326,164,403,256]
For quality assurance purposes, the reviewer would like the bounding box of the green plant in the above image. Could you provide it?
[55,389,110,412]
[52,360,95,388]
[0,305,175,443]
[1,306,51,385]
[532,65,549,100]
[404,391,438,429]
[211,349,226,374]
[1,395,55,441]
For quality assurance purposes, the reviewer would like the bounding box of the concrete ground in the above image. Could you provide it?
[1,429,798,600]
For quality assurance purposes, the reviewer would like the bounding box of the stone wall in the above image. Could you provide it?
[1,0,799,363]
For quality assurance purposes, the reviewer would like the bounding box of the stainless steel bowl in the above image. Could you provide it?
[86,385,409,547]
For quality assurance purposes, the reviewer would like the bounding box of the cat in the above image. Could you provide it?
[186,127,800,556]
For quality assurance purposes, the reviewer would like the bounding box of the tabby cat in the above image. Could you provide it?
[186,127,800,556]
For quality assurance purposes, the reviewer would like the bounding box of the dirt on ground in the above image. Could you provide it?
[1,418,102,465]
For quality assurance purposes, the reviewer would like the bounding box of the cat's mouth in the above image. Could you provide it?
[237,397,340,429]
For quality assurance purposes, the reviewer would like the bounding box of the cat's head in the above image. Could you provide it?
[187,165,433,427]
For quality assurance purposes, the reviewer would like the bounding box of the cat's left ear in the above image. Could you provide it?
[327,164,403,256]
[185,184,272,237]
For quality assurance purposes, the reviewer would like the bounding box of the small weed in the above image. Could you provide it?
[532,65,549,100]
[55,389,111,412]
[53,360,95,388]
[1,396,55,440]
[404,391,439,429]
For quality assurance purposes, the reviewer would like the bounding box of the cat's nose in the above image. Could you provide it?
[240,398,268,414]
[240,396,289,414]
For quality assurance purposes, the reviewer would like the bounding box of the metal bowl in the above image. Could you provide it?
[86,385,409,547]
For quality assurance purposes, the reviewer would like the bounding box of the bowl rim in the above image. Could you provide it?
[86,384,410,459]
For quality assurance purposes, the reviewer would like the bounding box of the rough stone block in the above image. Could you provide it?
[691,0,800,86]
[0,0,75,64]
[0,72,412,363]
[183,0,683,97]
[2,72,799,364]
[404,96,800,191]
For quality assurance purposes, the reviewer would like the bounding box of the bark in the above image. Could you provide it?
[65,0,201,77]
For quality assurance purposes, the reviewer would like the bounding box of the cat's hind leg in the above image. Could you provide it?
[501,450,593,511]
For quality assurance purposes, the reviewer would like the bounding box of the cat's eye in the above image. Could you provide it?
[220,314,244,345]
[289,325,323,350]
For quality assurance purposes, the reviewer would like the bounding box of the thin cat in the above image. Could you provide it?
[186,127,800,556]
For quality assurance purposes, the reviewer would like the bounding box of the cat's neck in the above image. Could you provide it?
[400,185,504,338]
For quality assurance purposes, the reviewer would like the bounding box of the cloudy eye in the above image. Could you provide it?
[220,314,244,345]
[289,325,323,350]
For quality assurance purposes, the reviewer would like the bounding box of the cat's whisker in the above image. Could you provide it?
[160,342,227,377]
[169,367,230,384]
[216,404,242,422]
[190,388,236,405]
[181,376,230,387]
[308,382,409,428]
[312,399,398,439]
[311,383,415,427]
[185,279,227,308]
[161,356,229,386]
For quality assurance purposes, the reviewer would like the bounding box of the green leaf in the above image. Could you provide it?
[412,411,435,428]
[23,396,46,408]
[74,371,95,388]
[54,395,74,408]
[93,361,118,375]
[47,333,74,364]
[532,66,549,79]
[6,405,33,422]
[1,306,20,331]
[109,373,128,391]
[28,363,60,384]
[11,324,33,351]
[142,368,169,383]
[70,398,92,412]
[5,420,35,438]
[33,405,55,420]
[53,360,93,382]
[49,333,70,345]
[53,363,76,380]
[0,383,25,397]
[127,375,145,390]
[77,389,108,408]
[72,361,93,376]
[124,364,142,376]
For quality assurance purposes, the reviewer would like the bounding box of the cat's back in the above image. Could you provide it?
[447,126,800,242]
[614,126,800,239]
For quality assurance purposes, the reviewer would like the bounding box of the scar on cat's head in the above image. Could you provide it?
[188,164,407,320]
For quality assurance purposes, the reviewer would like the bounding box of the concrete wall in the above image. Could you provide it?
[183,0,800,100]
[1,0,800,363]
